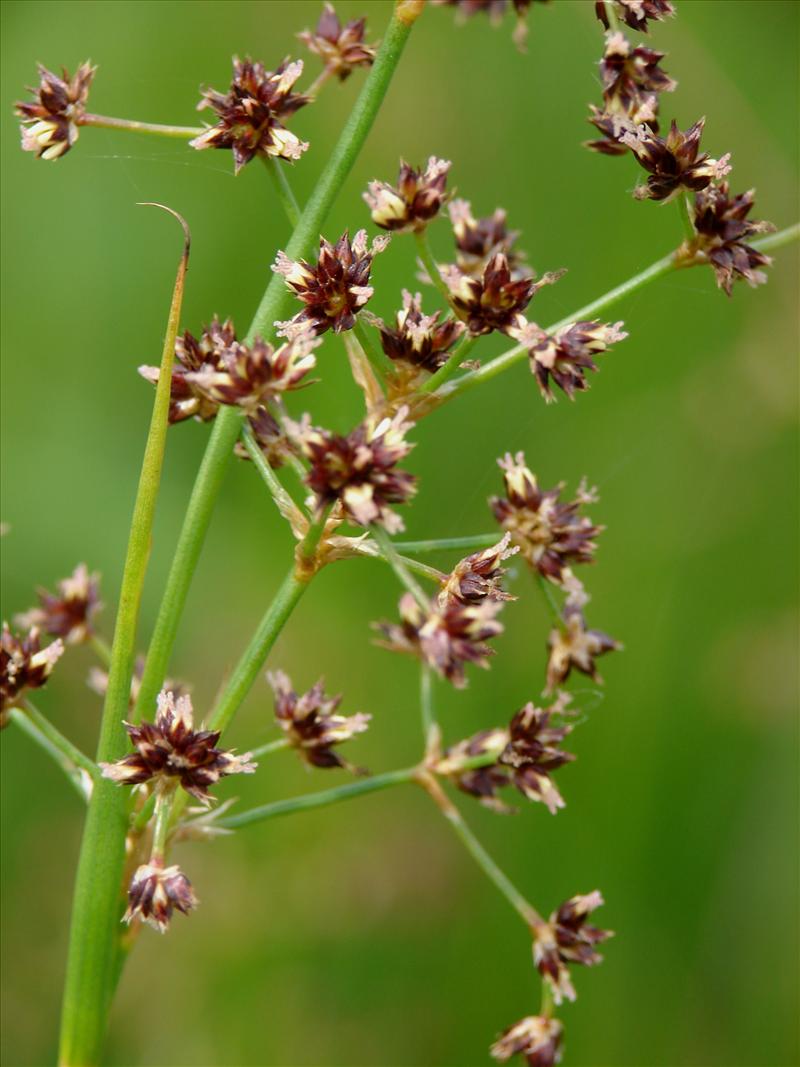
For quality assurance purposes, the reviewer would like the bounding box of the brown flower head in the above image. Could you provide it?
[620,118,731,202]
[139,316,238,425]
[273,230,389,335]
[267,670,370,771]
[433,727,511,812]
[585,106,632,157]
[16,61,95,160]
[1,624,64,722]
[294,407,416,532]
[364,157,451,233]
[545,608,620,693]
[376,590,505,688]
[691,182,774,295]
[491,453,602,584]
[599,32,675,123]
[124,860,197,933]
[448,199,527,279]
[439,533,519,605]
[373,290,465,384]
[234,406,298,469]
[100,689,256,803]
[15,564,101,644]
[443,254,563,337]
[596,0,675,33]
[191,57,309,173]
[510,319,627,402]
[534,891,613,1004]
[432,1,544,50]
[298,4,377,82]
[490,1014,564,1066]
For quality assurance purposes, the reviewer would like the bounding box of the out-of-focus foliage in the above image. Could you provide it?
[1,2,797,1064]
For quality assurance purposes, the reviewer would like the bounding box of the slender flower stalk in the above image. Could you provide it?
[394,533,500,554]
[241,423,307,524]
[90,634,112,666]
[262,156,302,226]
[249,736,292,759]
[9,705,97,799]
[414,228,454,305]
[81,113,202,138]
[420,664,435,743]
[371,524,430,609]
[419,333,479,393]
[353,316,389,378]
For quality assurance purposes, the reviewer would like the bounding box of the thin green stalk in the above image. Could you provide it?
[394,533,499,554]
[602,0,621,34]
[371,524,430,609]
[348,537,445,582]
[414,228,452,305]
[249,737,291,759]
[262,157,302,227]
[81,113,201,138]
[754,221,800,253]
[59,209,189,1067]
[677,193,695,241]
[353,317,389,380]
[419,333,478,394]
[9,706,97,800]
[242,422,306,522]
[536,574,562,624]
[90,634,112,666]
[219,765,418,830]
[132,5,418,726]
[130,792,156,835]
[150,786,176,859]
[420,665,435,745]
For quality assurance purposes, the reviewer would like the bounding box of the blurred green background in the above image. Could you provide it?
[1,2,798,1065]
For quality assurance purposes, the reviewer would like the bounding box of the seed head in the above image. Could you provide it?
[191,57,310,173]
[100,689,256,803]
[364,157,451,233]
[16,61,95,160]
[298,4,377,82]
[440,533,519,605]
[15,564,101,645]
[373,290,465,386]
[620,118,731,202]
[596,0,675,33]
[124,860,197,933]
[533,891,613,1004]
[267,670,370,771]
[273,230,389,334]
[545,608,620,693]
[598,32,675,124]
[691,182,774,295]
[490,1014,564,1066]
[510,320,627,402]
[491,454,602,584]
[448,199,527,279]
[443,254,563,337]
[1,624,64,723]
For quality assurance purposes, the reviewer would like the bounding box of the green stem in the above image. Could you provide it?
[219,766,418,830]
[414,228,453,306]
[602,0,621,33]
[59,210,189,1067]
[132,6,417,726]
[249,737,291,759]
[394,533,499,554]
[753,221,800,253]
[81,113,201,138]
[10,705,97,800]
[242,422,306,522]
[150,785,175,859]
[262,157,302,227]
[677,193,695,241]
[353,317,389,379]
[536,574,562,624]
[347,537,445,582]
[130,792,156,835]
[419,333,478,394]
[371,524,430,609]
[90,634,112,666]
[420,665,435,745]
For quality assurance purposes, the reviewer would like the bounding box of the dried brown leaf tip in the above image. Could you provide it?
[267,670,370,771]
[533,891,613,1004]
[1,623,64,724]
[15,564,101,645]
[364,157,451,233]
[16,61,95,160]
[191,57,309,173]
[510,320,627,401]
[443,254,564,337]
[596,0,675,33]
[100,689,256,803]
[274,230,389,335]
[491,1014,564,1066]
[448,199,527,280]
[298,4,376,82]
[372,290,465,389]
[491,454,602,584]
[689,182,774,295]
[293,407,417,532]
[545,607,620,694]
[620,118,731,202]
[124,860,197,934]
[139,316,238,425]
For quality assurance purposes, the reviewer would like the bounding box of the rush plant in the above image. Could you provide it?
[5,2,797,1065]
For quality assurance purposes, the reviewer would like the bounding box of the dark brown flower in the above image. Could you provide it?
[16,61,95,160]
[273,230,389,335]
[373,290,465,384]
[191,57,310,174]
[234,406,298,469]
[599,32,675,123]
[124,860,197,933]
[364,157,451,233]
[432,0,546,50]
[509,320,627,401]
[585,106,631,157]
[15,564,101,644]
[442,254,563,337]
[534,891,613,1004]
[433,727,511,812]
[439,533,518,604]
[100,689,256,803]
[596,0,675,33]
[375,590,505,688]
[298,3,377,81]
[293,407,416,532]
[490,1014,564,1066]
[491,453,602,584]
[139,316,238,425]
[448,199,527,279]
[620,118,731,202]
[545,608,620,693]
[267,670,370,771]
[690,182,774,295]
[1,623,64,723]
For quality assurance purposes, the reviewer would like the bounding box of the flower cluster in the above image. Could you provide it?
[432,0,548,51]
[298,4,376,82]
[533,891,613,1004]
[448,199,527,279]
[596,0,675,33]
[0,624,64,724]
[545,607,620,694]
[15,564,101,645]
[442,254,563,337]
[364,157,451,233]
[124,860,197,934]
[621,118,731,202]
[509,319,627,401]
[491,1015,564,1067]
[372,290,465,391]
[268,670,370,771]
[689,182,774,295]
[15,61,95,160]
